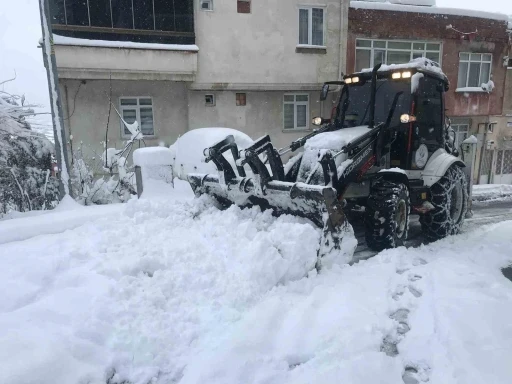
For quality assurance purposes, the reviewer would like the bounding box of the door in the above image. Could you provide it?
[479,149,492,184]
[494,150,512,184]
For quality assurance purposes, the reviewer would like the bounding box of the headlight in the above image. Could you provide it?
[312,117,323,126]
[415,144,429,168]
[400,114,416,123]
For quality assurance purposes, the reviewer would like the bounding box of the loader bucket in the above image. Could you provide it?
[187,134,356,264]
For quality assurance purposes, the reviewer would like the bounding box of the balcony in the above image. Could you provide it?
[52,35,198,81]
[49,0,197,81]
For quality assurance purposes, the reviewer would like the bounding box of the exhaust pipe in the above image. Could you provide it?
[368,63,382,129]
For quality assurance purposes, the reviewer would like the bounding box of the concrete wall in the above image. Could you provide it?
[60,79,189,163]
[188,89,335,152]
[54,45,198,81]
[193,0,347,88]
[504,68,512,116]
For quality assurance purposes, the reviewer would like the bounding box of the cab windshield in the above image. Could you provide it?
[337,79,412,128]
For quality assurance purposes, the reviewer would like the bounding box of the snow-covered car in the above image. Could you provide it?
[170,127,254,179]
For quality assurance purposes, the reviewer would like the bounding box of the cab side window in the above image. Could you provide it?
[415,77,443,143]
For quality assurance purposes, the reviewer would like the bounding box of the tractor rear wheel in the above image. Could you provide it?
[420,166,468,241]
[365,180,410,252]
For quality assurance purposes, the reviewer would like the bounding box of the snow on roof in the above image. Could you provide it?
[350,1,510,22]
[47,34,199,52]
[359,58,446,77]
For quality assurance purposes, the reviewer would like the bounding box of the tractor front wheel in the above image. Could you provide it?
[365,180,410,252]
[420,166,468,241]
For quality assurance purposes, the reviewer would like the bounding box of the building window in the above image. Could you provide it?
[355,39,441,71]
[236,93,246,106]
[201,0,213,11]
[298,7,324,46]
[49,0,195,44]
[120,97,154,136]
[284,94,309,130]
[451,124,469,148]
[457,53,492,88]
[205,94,215,106]
[237,0,250,13]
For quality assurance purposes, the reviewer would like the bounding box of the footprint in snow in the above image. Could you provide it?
[408,285,422,298]
[408,274,422,282]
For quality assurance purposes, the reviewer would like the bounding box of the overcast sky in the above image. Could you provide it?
[0,0,511,132]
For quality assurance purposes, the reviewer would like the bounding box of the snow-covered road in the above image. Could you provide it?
[1,190,512,384]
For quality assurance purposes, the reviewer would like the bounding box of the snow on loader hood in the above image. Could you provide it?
[305,126,372,150]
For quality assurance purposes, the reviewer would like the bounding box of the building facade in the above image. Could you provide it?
[348,1,511,184]
[45,0,511,185]
[46,0,349,168]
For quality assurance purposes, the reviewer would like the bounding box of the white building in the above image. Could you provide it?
[45,0,349,166]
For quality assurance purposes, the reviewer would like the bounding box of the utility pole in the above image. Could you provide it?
[38,0,73,198]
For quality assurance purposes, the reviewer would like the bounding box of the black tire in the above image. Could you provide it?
[365,180,410,252]
[420,166,468,241]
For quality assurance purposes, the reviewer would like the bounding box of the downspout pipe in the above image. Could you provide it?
[338,0,348,81]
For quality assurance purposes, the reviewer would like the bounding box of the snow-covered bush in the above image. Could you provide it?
[0,90,59,216]
[69,103,143,205]
[69,141,137,205]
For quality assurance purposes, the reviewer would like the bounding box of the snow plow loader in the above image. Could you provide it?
[188,59,468,262]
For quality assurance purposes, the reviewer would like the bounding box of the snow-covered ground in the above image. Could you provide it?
[2,181,512,384]
[472,184,512,203]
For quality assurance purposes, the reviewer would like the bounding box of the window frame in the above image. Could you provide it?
[354,38,442,71]
[205,94,216,107]
[236,93,247,106]
[283,93,310,131]
[119,96,155,138]
[201,0,213,11]
[297,6,326,47]
[457,52,493,89]
[451,123,469,149]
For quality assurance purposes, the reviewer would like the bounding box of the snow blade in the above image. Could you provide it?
[187,134,353,262]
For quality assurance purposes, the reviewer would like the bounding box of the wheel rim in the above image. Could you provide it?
[395,199,407,239]
[450,179,464,223]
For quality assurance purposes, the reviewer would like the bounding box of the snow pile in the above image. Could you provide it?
[2,189,512,383]
[472,184,512,202]
[411,72,424,93]
[50,34,199,52]
[350,1,510,22]
[171,128,254,179]
[389,0,435,5]
[0,197,320,384]
[0,200,124,244]
[181,221,512,384]
[133,147,174,167]
[361,58,444,75]
[481,79,495,92]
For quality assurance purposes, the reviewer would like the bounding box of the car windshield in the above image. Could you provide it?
[337,79,412,128]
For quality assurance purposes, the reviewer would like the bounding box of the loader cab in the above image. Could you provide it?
[328,64,449,171]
